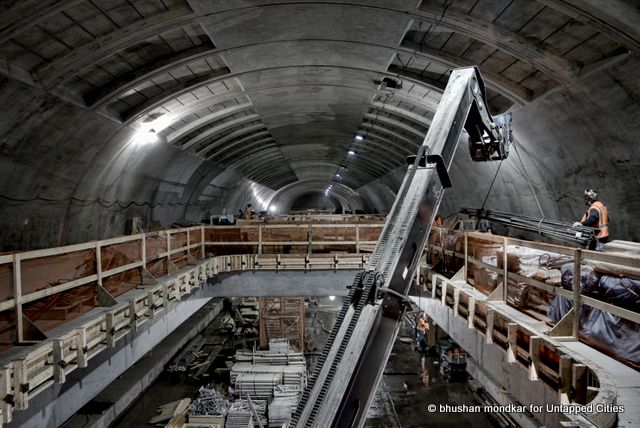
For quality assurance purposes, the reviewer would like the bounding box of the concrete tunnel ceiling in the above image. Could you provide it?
[0,0,639,248]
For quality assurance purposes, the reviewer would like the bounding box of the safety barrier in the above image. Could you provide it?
[0,244,369,424]
[425,272,618,427]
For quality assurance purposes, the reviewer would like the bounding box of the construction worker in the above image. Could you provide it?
[574,189,609,251]
[416,313,429,352]
[433,214,443,228]
[244,203,254,220]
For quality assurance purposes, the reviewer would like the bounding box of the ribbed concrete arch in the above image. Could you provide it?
[266,180,369,214]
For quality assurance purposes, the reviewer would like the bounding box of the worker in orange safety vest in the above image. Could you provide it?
[573,189,609,251]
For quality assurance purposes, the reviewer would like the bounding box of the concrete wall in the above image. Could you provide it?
[358,54,640,241]
[1,54,639,250]
[0,78,273,250]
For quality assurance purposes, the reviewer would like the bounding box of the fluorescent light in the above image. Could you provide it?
[329,295,336,301]
[355,134,364,141]
[348,150,356,155]
[268,205,277,213]
[336,173,341,178]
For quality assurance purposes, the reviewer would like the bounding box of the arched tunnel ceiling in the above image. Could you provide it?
[0,0,639,237]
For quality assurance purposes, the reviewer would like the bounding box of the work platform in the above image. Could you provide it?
[0,218,637,427]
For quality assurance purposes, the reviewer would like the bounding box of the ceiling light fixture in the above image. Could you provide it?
[347,150,356,156]
[355,134,364,141]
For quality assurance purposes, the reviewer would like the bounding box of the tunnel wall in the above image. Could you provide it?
[358,54,640,241]
[1,54,639,250]
[0,78,273,250]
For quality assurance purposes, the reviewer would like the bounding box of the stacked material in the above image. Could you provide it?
[231,364,306,389]
[226,400,266,428]
[269,385,301,427]
[268,339,291,353]
[190,387,228,418]
[549,262,640,368]
[234,372,282,399]
[234,351,305,366]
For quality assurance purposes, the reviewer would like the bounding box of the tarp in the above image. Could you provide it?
[549,263,640,368]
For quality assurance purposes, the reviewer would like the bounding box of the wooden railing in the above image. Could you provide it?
[0,246,369,424]
[428,229,640,337]
[424,273,617,428]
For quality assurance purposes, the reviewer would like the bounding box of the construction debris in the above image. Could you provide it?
[149,398,191,425]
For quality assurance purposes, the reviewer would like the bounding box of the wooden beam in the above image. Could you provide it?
[529,336,541,381]
[507,322,518,363]
[486,309,495,344]
[572,363,587,404]
[559,355,572,404]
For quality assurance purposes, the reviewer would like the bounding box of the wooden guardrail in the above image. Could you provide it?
[0,249,370,425]
[427,229,640,338]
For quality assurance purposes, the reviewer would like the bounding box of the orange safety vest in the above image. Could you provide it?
[581,201,609,239]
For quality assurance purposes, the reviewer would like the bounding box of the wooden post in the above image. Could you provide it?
[0,365,13,423]
[141,234,147,269]
[463,232,468,281]
[529,336,541,381]
[572,249,582,339]
[453,288,460,316]
[95,242,102,287]
[258,225,263,255]
[200,225,205,259]
[559,355,572,404]
[105,312,116,347]
[13,359,27,410]
[52,338,66,383]
[13,254,23,344]
[507,323,518,363]
[467,297,475,328]
[76,328,88,368]
[502,237,508,302]
[486,309,495,344]
[307,224,312,254]
[431,275,437,299]
[186,229,191,256]
[356,225,360,254]
[441,280,447,306]
[572,363,587,404]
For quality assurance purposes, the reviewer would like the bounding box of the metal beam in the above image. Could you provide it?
[182,114,261,150]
